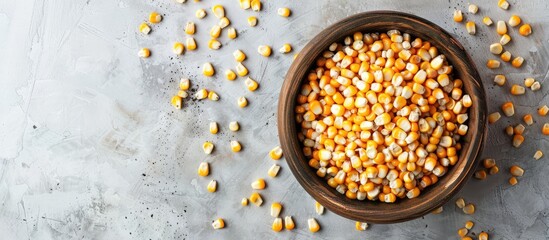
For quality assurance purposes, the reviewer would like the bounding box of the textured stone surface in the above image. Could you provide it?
[1,0,548,239]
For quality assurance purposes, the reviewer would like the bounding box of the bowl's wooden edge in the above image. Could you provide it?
[277,11,488,223]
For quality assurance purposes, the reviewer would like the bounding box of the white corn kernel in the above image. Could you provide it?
[468,4,478,14]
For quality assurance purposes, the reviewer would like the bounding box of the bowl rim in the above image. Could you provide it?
[277,11,487,223]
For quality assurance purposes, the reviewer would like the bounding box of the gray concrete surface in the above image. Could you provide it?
[1,0,548,239]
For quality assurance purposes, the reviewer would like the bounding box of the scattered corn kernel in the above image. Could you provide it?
[489,166,499,175]
[251,178,266,190]
[195,89,208,100]
[138,48,150,58]
[212,218,224,229]
[186,37,197,50]
[483,16,493,26]
[258,45,272,57]
[466,21,476,35]
[432,207,444,214]
[506,126,514,136]
[531,81,541,91]
[247,16,258,27]
[474,170,487,180]
[508,15,521,27]
[509,176,518,185]
[203,141,214,154]
[237,96,248,108]
[139,23,151,34]
[465,221,474,230]
[171,95,182,109]
[177,90,188,99]
[229,121,239,132]
[268,164,281,177]
[207,179,217,192]
[195,9,206,19]
[249,192,263,206]
[456,198,466,208]
[453,10,463,22]
[285,216,295,230]
[198,162,209,176]
[487,59,501,69]
[308,218,320,233]
[271,202,282,217]
[523,114,534,126]
[241,198,248,206]
[479,232,489,240]
[245,77,259,91]
[500,51,511,62]
[210,25,221,38]
[209,122,218,134]
[488,112,501,124]
[218,17,230,29]
[463,204,475,215]
[315,202,324,215]
[498,0,510,10]
[230,140,242,152]
[277,7,291,17]
[497,21,507,35]
[483,158,496,168]
[489,43,503,54]
[269,146,283,160]
[355,222,369,231]
[524,78,535,88]
[272,218,283,232]
[185,22,195,35]
[458,228,468,237]
[519,24,532,36]
[251,0,261,11]
[227,27,237,39]
[512,134,524,148]
[173,42,185,55]
[500,34,511,45]
[543,123,549,135]
[514,124,525,135]
[149,12,162,23]
[239,0,251,9]
[494,75,506,86]
[511,84,525,95]
[208,39,222,50]
[279,43,292,53]
[236,63,249,76]
[534,150,543,160]
[203,62,215,77]
[539,105,549,116]
[225,69,237,81]
[468,4,478,14]
[502,102,515,116]
[233,49,247,62]
[212,5,225,18]
[512,57,524,68]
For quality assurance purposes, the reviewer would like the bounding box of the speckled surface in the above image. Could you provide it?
[1,0,548,239]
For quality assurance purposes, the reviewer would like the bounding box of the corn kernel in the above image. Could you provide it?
[513,134,524,147]
[239,0,251,9]
[195,89,208,100]
[138,48,150,58]
[512,57,524,68]
[249,192,263,206]
[497,21,507,35]
[268,164,281,177]
[195,9,206,19]
[269,146,283,160]
[241,198,248,206]
[229,121,240,132]
[230,140,242,152]
[539,105,549,116]
[453,10,463,22]
[212,218,225,229]
[463,204,475,215]
[498,0,509,10]
[209,122,218,134]
[355,222,368,231]
[177,90,188,99]
[510,84,525,95]
[236,62,249,76]
[509,176,518,185]
[198,162,209,176]
[203,141,214,154]
[237,96,248,108]
[212,5,225,18]
[543,123,549,135]
[315,202,324,215]
[479,232,489,240]
[474,170,487,180]
[514,124,525,135]
[203,62,215,77]
[277,7,291,17]
[524,78,535,88]
[258,45,272,57]
[499,34,511,45]
[139,23,151,34]
[483,16,493,26]
[271,202,282,217]
[508,15,521,27]
[308,218,320,233]
[251,0,261,11]
[432,206,443,214]
[489,166,499,175]
[468,4,478,14]
[279,43,292,53]
[245,77,259,91]
[483,158,496,168]
[173,42,185,55]
[489,43,503,54]
[466,21,476,35]
[285,216,295,230]
[222,69,236,81]
[487,59,500,69]
[523,114,534,125]
[247,16,258,27]
[233,49,247,62]
[171,95,182,109]
[494,75,506,86]
[519,24,532,36]
[149,12,162,24]
[488,112,501,124]
[534,150,543,160]
[251,178,266,190]
[207,179,217,192]
[272,218,283,232]
[218,17,230,29]
[458,228,468,237]
[500,51,511,62]
[227,27,237,39]
[185,21,195,35]
[210,25,221,38]
[455,198,466,208]
[501,102,514,116]
[208,39,222,50]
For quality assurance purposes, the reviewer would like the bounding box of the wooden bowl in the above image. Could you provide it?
[277,11,487,223]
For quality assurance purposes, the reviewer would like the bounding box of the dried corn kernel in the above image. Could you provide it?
[177,90,188,99]
[249,192,263,206]
[237,96,248,108]
[463,204,475,215]
[523,114,534,125]
[468,4,478,14]
[209,122,218,134]
[251,178,266,190]
[139,23,151,34]
[502,102,514,116]
[524,78,535,88]
[500,34,511,45]
[489,166,499,175]
[513,134,524,148]
[245,77,259,91]
[195,9,206,19]
[534,150,543,160]
[251,0,261,11]
[233,49,247,62]
[207,179,217,192]
[315,202,324,215]
[236,63,249,76]
[465,221,474,229]
[241,198,248,206]
[272,218,283,232]
[271,202,282,217]
[500,51,511,62]
[229,121,239,132]
[195,89,208,100]
[497,21,507,35]
[173,42,185,55]
[198,162,209,176]
[479,232,489,240]
[487,59,501,69]
[543,123,549,135]
[456,198,466,208]
[185,22,195,35]
[432,207,444,214]
[308,218,320,233]
[356,222,368,231]
[512,57,524,68]
[212,5,225,18]
[247,16,258,27]
[258,45,272,57]
[210,25,221,38]
[239,0,251,9]
[227,27,237,39]
[539,105,549,116]
[453,10,463,22]
[225,69,237,81]
[208,39,222,50]
[279,44,292,53]
[511,84,525,95]
[285,216,295,230]
[483,16,493,26]
[203,62,215,76]
[212,218,224,229]
[489,43,503,54]
[519,24,532,36]
[508,15,521,27]
[466,21,476,35]
[171,95,182,109]
[268,164,281,177]
[498,0,509,10]
[203,141,214,154]
[458,228,468,237]
[277,7,291,17]
[509,176,518,185]
[269,146,283,160]
[138,48,150,58]
[230,140,242,152]
[474,170,487,180]
[494,75,506,86]
[149,12,162,23]
[218,17,230,29]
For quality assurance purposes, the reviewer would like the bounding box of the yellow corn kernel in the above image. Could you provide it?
[212,218,225,229]
[239,0,251,9]
[501,102,514,116]
[227,27,237,39]
[236,62,249,76]
[210,25,221,38]
[453,10,463,22]
[483,158,496,168]
[203,62,215,77]
[237,96,248,108]
[249,192,263,206]
[186,37,197,50]
[208,39,222,50]
[455,198,466,208]
[207,179,217,192]
[539,105,549,116]
[494,75,506,86]
[534,150,543,160]
[272,218,283,232]
[277,7,291,17]
[270,202,282,217]
[285,216,295,230]
[522,114,534,126]
[139,23,151,34]
[513,134,524,147]
[149,12,162,24]
[173,42,185,55]
[202,141,214,154]
[508,15,521,27]
[198,162,209,176]
[195,9,206,19]
[489,166,499,175]
[218,17,230,29]
[355,221,368,231]
[458,228,468,237]
[543,123,549,135]
[483,16,493,26]
[308,218,320,233]
[279,43,292,53]
[486,59,500,69]
[269,146,283,160]
[241,198,248,206]
[177,90,188,99]
[489,43,503,54]
[497,21,507,35]
[212,5,225,18]
[258,45,272,57]
[230,140,242,152]
[247,16,258,27]
[463,203,475,215]
[500,34,511,45]
[251,178,266,190]
[509,176,518,185]
[474,169,487,180]
[171,95,182,109]
[500,51,511,62]
[209,122,218,134]
[498,0,509,10]
[478,232,489,240]
[489,112,504,123]
[468,4,478,14]
[432,206,443,214]
[229,121,240,132]
[466,21,476,35]
[519,24,532,36]
[175,0,186,4]
[138,48,150,58]
[524,78,535,88]
[512,56,524,68]
[195,88,208,100]
[510,84,525,95]
[185,22,195,35]
[315,202,325,215]
[245,77,259,91]
[251,0,261,11]
[233,49,247,62]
